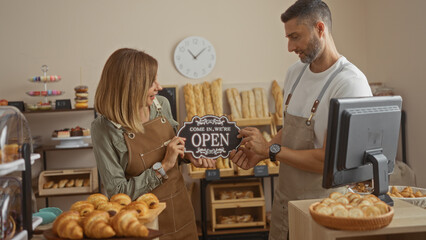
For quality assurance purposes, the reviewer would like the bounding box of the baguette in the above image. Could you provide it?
[260,88,269,117]
[226,88,241,119]
[253,88,264,118]
[193,84,205,116]
[248,90,257,118]
[202,82,215,115]
[183,83,197,120]
[241,91,250,118]
[271,80,284,117]
[231,88,242,117]
[211,78,223,116]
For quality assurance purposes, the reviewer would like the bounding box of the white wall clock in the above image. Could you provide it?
[174,36,216,79]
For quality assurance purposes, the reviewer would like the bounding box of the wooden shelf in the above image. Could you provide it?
[23,108,94,114]
[35,145,93,152]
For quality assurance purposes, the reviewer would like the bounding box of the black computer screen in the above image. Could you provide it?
[323,96,402,205]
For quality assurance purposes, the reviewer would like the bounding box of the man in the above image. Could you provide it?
[230,0,372,239]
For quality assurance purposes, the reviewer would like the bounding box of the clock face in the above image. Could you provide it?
[174,36,216,79]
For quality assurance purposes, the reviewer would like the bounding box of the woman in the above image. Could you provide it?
[91,48,214,239]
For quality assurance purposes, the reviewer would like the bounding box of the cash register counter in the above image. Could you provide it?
[289,198,426,240]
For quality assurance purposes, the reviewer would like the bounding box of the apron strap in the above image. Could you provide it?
[284,64,309,112]
[153,97,167,124]
[306,62,350,126]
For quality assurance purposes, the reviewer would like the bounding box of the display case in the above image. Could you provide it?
[209,181,266,231]
[0,106,41,239]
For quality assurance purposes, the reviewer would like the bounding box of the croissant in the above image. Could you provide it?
[97,201,124,217]
[136,193,159,209]
[70,201,95,217]
[52,211,83,239]
[83,210,116,239]
[111,210,149,237]
[87,193,109,209]
[123,201,149,217]
[110,193,132,206]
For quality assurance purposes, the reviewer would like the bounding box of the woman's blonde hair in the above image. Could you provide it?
[95,48,158,133]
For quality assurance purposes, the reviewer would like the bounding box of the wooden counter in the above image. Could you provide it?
[289,198,426,240]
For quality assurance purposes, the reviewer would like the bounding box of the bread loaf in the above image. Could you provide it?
[83,210,116,239]
[193,84,205,116]
[52,211,83,239]
[211,78,223,116]
[241,91,250,118]
[248,90,256,118]
[183,83,197,121]
[111,210,149,237]
[226,88,240,119]
[202,82,215,115]
[271,80,284,117]
[253,88,264,118]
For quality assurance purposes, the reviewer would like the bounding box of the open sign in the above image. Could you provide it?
[177,115,242,159]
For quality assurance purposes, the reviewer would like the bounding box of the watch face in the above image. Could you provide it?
[153,162,162,170]
[174,36,216,79]
[270,144,281,154]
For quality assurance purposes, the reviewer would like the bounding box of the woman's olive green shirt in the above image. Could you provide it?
[91,96,178,200]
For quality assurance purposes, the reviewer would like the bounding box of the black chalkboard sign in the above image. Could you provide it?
[158,86,179,123]
[177,115,242,159]
[205,169,220,181]
[254,165,269,177]
[8,101,25,112]
[55,99,72,110]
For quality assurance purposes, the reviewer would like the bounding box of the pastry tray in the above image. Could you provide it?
[389,185,426,208]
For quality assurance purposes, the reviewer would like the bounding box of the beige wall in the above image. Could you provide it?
[1,0,425,208]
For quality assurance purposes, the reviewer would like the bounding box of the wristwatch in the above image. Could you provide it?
[153,162,168,180]
[269,144,281,162]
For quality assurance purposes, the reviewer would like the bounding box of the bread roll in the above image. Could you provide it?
[83,210,116,239]
[202,82,215,115]
[248,90,256,118]
[136,193,160,209]
[111,210,149,237]
[226,88,240,119]
[75,178,83,187]
[110,193,132,206]
[66,179,75,187]
[43,180,54,189]
[87,193,109,209]
[58,179,69,188]
[183,83,197,120]
[83,178,90,187]
[70,200,95,217]
[193,84,205,116]
[271,80,284,117]
[52,211,83,239]
[211,78,223,116]
[241,91,251,118]
[52,183,58,189]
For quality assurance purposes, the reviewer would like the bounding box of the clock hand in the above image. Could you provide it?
[194,48,207,59]
[187,50,197,59]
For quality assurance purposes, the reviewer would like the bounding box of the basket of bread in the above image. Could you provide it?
[309,192,394,231]
[388,185,426,208]
[45,192,165,239]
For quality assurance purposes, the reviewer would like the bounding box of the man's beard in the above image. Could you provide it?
[300,35,321,63]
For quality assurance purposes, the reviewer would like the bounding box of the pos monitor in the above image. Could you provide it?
[323,96,402,206]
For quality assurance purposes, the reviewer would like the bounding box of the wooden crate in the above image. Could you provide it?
[188,161,234,179]
[209,181,266,231]
[230,114,277,136]
[38,167,98,196]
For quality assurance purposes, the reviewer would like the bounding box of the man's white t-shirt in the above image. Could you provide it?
[283,56,372,148]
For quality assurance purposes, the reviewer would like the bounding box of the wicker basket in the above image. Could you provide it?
[309,202,394,231]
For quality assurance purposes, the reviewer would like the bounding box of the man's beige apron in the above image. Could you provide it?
[269,63,349,240]
[123,98,198,240]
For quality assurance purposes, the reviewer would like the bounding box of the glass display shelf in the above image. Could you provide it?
[0,153,40,175]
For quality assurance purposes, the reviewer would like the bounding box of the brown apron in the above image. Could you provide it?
[269,63,349,240]
[123,98,198,240]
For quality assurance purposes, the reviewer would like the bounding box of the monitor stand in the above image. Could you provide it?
[365,150,394,206]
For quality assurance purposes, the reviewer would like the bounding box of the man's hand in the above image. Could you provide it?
[239,127,269,159]
[229,147,264,170]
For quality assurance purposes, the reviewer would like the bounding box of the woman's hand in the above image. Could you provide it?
[186,153,216,168]
[162,136,185,172]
